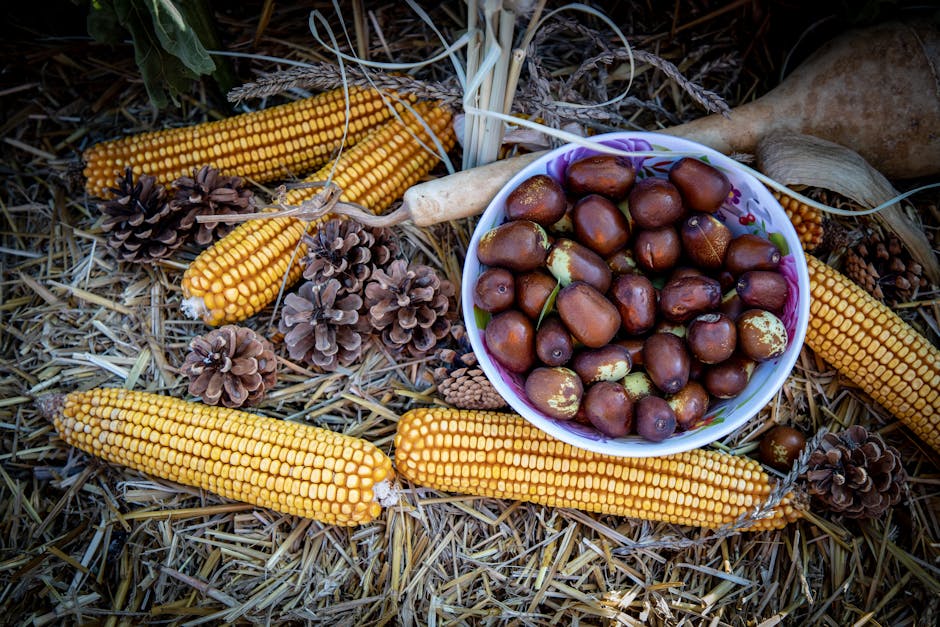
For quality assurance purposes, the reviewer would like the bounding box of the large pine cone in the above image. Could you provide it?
[182,325,278,408]
[99,168,190,262]
[171,165,255,246]
[805,425,907,518]
[364,259,455,357]
[302,218,400,293]
[279,279,364,371]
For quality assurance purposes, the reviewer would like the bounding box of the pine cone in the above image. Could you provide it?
[182,325,278,408]
[99,167,190,262]
[434,341,506,410]
[279,279,364,371]
[843,230,928,305]
[171,165,256,246]
[805,425,907,518]
[302,218,400,293]
[365,259,456,357]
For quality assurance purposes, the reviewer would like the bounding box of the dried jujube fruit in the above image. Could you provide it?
[622,372,655,402]
[659,275,722,322]
[610,273,658,335]
[636,396,678,442]
[571,344,632,385]
[687,313,737,364]
[681,213,732,269]
[484,309,535,373]
[737,309,788,361]
[668,381,710,430]
[477,220,550,272]
[634,227,681,273]
[760,425,806,471]
[627,177,684,229]
[474,267,515,312]
[572,194,631,256]
[556,281,620,348]
[546,238,612,292]
[505,174,567,224]
[668,157,731,213]
[515,270,557,320]
[565,154,635,199]
[536,316,574,367]
[737,270,789,311]
[643,332,690,395]
[725,234,782,276]
[583,381,634,437]
[525,366,583,420]
[702,354,755,398]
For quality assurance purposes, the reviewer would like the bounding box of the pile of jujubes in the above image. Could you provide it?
[474,154,790,442]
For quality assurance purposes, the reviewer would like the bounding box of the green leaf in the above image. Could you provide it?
[146,0,215,76]
[536,280,561,329]
[768,232,790,255]
[474,306,492,330]
[86,1,124,43]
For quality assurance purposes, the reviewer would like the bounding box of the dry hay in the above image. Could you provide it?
[1,1,938,625]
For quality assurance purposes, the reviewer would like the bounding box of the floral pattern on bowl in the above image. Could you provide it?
[463,132,811,457]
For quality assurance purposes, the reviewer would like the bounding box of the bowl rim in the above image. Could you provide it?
[462,130,811,457]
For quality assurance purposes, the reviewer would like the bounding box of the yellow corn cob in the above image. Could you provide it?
[83,86,412,198]
[773,190,825,251]
[53,388,394,525]
[395,408,800,530]
[805,254,940,452]
[181,101,455,325]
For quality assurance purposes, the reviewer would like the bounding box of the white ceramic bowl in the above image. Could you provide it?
[462,131,810,457]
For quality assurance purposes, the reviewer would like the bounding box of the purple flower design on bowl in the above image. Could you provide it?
[727,186,742,205]
[778,254,801,342]
[545,137,654,184]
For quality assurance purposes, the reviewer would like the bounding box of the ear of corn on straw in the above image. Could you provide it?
[772,191,824,251]
[83,86,412,198]
[180,101,456,326]
[805,253,940,453]
[52,388,394,526]
[394,407,800,531]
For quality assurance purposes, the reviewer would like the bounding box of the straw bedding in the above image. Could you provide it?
[1,1,937,624]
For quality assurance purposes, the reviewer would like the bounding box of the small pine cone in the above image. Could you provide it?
[365,259,456,357]
[279,279,364,371]
[843,249,885,301]
[805,425,907,518]
[171,165,256,246]
[182,325,278,408]
[302,218,400,293]
[99,168,190,262]
[843,230,928,305]
[434,349,506,410]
